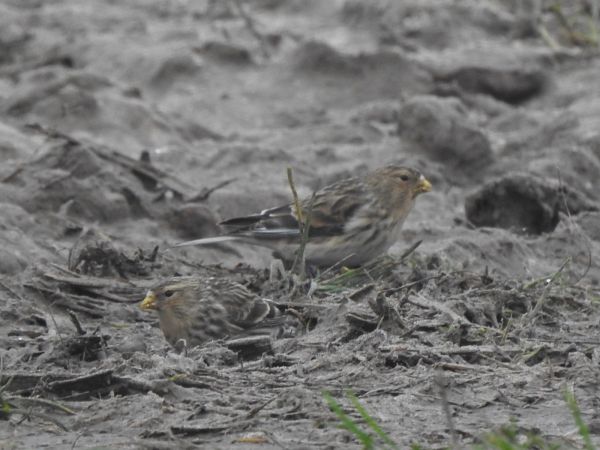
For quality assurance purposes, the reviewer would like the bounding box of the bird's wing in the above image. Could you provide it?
[210,278,272,328]
[304,177,367,236]
[229,298,280,329]
[219,205,298,238]
[221,177,368,240]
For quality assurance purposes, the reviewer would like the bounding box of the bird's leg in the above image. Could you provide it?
[305,263,319,279]
[283,308,304,337]
[268,259,287,284]
[175,338,188,356]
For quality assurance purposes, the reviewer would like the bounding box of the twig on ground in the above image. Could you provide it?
[68,310,86,336]
[382,275,445,294]
[67,227,89,271]
[44,304,65,344]
[0,281,26,302]
[244,395,278,419]
[409,294,506,336]
[26,283,106,318]
[549,3,598,46]
[11,407,69,431]
[318,253,356,280]
[287,167,303,224]
[187,178,236,202]
[536,24,562,50]
[407,294,472,327]
[231,0,271,58]
[70,433,84,450]
[46,265,137,287]
[399,240,422,260]
[526,257,571,323]
[6,396,76,415]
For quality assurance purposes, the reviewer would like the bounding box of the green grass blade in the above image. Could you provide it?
[347,391,399,450]
[323,391,374,449]
[564,389,596,450]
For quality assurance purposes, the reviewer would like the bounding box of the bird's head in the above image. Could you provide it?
[370,165,431,199]
[140,278,199,315]
[365,165,431,222]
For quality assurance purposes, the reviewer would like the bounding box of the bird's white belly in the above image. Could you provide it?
[265,216,408,267]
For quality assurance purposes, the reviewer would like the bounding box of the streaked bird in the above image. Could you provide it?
[175,165,432,267]
[140,276,289,348]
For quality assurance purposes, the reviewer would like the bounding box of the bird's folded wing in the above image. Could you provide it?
[229,298,278,329]
[297,178,367,236]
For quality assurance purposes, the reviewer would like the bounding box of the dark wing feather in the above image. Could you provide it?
[298,177,367,236]
[229,298,280,329]
[219,213,267,230]
[220,205,299,234]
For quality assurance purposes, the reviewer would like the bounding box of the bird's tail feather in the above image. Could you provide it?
[220,214,265,230]
[172,236,241,248]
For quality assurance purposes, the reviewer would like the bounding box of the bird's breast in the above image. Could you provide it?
[158,309,192,346]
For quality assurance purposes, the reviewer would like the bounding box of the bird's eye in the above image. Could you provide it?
[399,174,410,181]
[164,290,174,298]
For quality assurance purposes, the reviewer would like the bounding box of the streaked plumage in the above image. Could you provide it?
[140,276,286,348]
[175,165,432,267]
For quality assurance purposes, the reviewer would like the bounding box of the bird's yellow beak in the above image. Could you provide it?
[414,176,432,194]
[140,291,157,310]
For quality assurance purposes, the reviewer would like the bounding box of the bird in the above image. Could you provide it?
[140,276,290,348]
[174,165,432,268]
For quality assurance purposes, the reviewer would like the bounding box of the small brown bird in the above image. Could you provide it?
[175,165,432,267]
[140,276,286,348]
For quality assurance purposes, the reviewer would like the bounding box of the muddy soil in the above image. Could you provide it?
[1,1,600,448]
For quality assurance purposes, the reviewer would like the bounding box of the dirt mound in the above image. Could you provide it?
[465,172,598,234]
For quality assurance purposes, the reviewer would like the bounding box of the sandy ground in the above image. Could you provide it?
[1,0,600,448]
